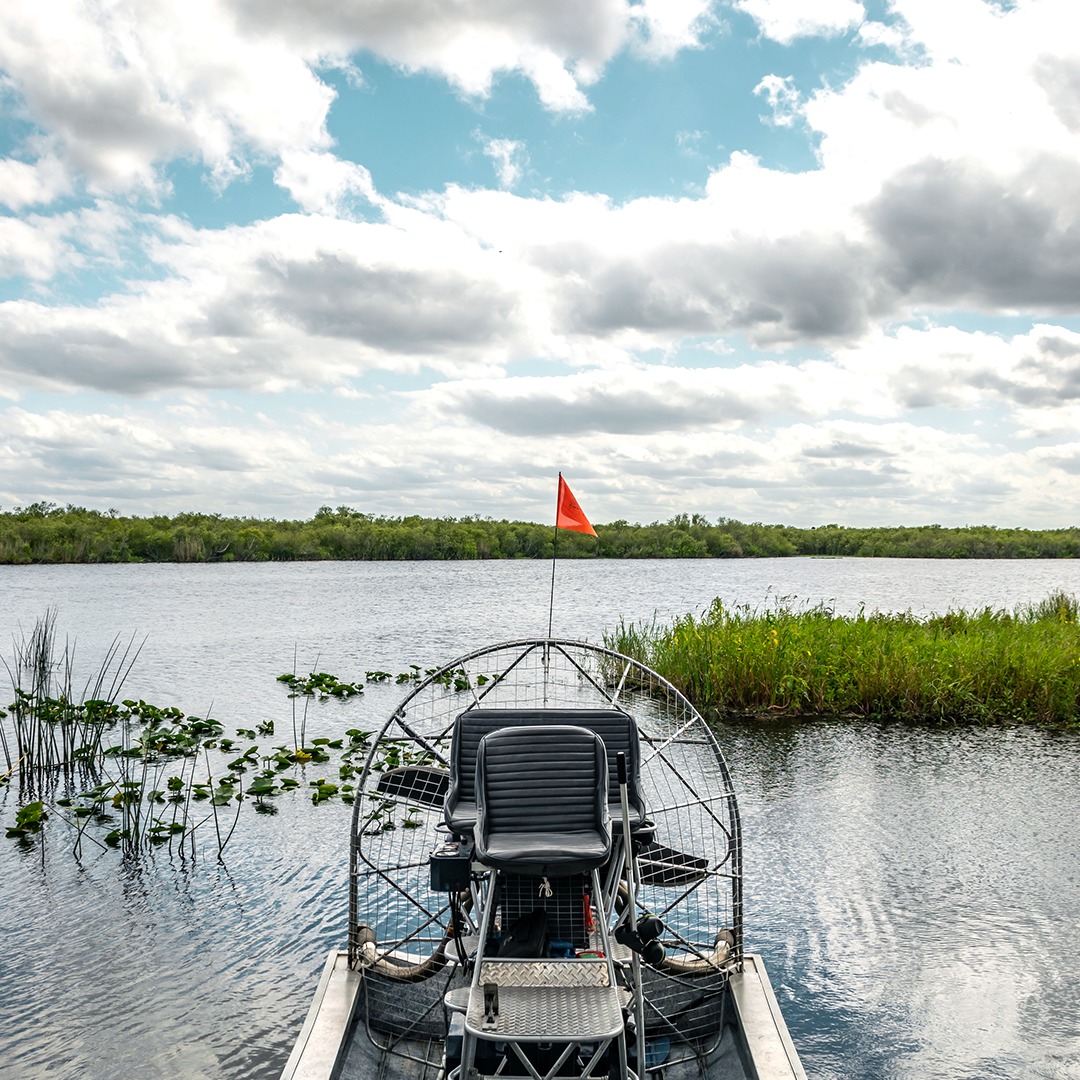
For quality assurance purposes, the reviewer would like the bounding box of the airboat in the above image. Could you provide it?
[281,638,806,1080]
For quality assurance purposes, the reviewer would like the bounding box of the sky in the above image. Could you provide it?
[2,0,1080,528]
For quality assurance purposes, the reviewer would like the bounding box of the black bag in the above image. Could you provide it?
[498,908,549,958]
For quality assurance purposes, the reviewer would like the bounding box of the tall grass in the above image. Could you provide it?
[1,609,142,792]
[0,613,233,857]
[605,591,1080,727]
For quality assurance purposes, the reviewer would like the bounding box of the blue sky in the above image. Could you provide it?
[2,0,1080,527]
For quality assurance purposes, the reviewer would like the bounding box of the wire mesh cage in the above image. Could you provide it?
[348,638,743,1063]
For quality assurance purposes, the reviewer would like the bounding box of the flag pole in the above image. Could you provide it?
[547,473,561,637]
[548,472,596,638]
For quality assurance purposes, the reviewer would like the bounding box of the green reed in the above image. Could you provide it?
[1,609,142,792]
[605,591,1080,727]
[4,624,460,853]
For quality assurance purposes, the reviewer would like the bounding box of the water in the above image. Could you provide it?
[2,558,1080,1079]
[731,721,1080,1079]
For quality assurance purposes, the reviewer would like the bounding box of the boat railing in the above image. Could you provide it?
[346,639,743,1075]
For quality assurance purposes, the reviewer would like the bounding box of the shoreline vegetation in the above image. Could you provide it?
[6,592,1079,852]
[4,503,1080,564]
[0,611,458,850]
[605,592,1080,728]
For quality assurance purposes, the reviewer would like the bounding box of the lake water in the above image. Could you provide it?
[2,558,1080,1079]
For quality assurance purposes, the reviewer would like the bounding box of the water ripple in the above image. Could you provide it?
[5,563,1080,1079]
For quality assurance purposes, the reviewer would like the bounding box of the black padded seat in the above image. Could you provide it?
[443,707,647,838]
[472,725,611,877]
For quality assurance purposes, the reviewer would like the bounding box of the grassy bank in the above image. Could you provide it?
[604,593,1080,728]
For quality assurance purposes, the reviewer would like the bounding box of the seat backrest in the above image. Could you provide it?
[477,724,607,835]
[444,707,646,835]
[473,725,612,876]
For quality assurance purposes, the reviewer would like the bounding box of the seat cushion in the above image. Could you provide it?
[479,829,611,877]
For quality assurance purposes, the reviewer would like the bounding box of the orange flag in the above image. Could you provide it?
[556,473,597,537]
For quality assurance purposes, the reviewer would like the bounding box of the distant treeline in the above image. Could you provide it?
[2,502,1080,564]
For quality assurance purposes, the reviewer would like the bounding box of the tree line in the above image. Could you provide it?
[2,503,1080,563]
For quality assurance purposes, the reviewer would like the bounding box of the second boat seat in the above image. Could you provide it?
[443,707,648,839]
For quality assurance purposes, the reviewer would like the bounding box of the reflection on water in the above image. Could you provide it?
[731,722,1080,1080]
[3,560,1080,1078]
[0,791,355,1079]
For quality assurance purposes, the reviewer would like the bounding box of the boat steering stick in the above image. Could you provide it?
[617,752,647,1079]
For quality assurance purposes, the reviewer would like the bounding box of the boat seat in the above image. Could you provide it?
[443,707,647,839]
[473,725,611,876]
[456,725,630,1080]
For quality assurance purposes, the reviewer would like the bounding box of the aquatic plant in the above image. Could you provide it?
[5,800,46,838]
[3,626,447,858]
[605,593,1080,727]
[276,671,364,698]
[1020,589,1080,624]
[1,609,142,792]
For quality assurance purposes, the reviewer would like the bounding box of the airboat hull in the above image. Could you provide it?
[281,639,807,1080]
[281,949,806,1080]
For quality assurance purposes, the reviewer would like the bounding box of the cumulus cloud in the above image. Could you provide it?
[628,0,718,59]
[0,215,70,281]
[825,323,1080,419]
[425,175,880,347]
[418,365,811,436]
[7,0,1080,345]
[733,0,864,44]
[865,156,1080,311]
[0,212,535,394]
[0,405,326,512]
[0,202,138,282]
[1,393,1061,527]
[5,0,1080,526]
[0,0,721,214]
[0,153,71,211]
[273,151,376,215]
[0,0,337,201]
[411,322,1080,450]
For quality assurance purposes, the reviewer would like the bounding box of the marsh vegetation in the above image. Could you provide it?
[1,613,487,854]
[606,591,1080,727]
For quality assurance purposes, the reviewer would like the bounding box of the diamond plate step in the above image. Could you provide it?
[464,959,624,1040]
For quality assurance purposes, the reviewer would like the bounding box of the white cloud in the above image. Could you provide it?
[856,20,910,53]
[754,74,802,127]
[225,0,635,105]
[6,0,1080,528]
[480,137,528,189]
[0,212,539,394]
[808,3,1080,182]
[273,151,376,215]
[629,0,718,59]
[0,215,68,281]
[0,0,338,198]
[0,153,71,210]
[0,202,136,282]
[0,0,724,215]
[426,176,878,347]
[886,0,1009,64]
[0,389,1066,527]
[6,0,1079,341]
[416,362,828,436]
[732,0,864,44]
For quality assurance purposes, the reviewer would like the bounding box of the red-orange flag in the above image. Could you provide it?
[556,473,598,537]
